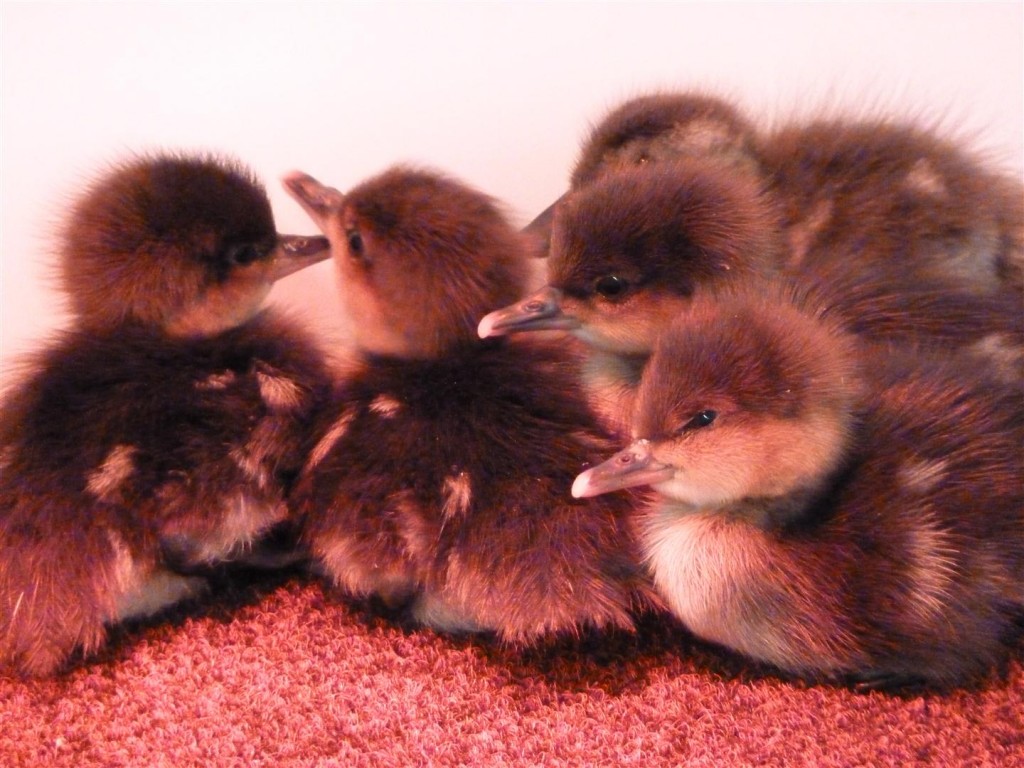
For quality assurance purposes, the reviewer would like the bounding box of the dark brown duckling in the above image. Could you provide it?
[0,153,332,677]
[573,285,1024,690]
[481,160,781,435]
[283,166,656,643]
[525,90,761,250]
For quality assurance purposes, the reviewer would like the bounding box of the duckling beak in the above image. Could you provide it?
[266,233,332,282]
[477,286,580,338]
[281,171,346,233]
[571,440,674,499]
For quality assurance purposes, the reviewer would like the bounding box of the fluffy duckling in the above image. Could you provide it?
[525,91,760,251]
[0,153,331,677]
[283,167,655,643]
[480,161,782,435]
[572,286,1024,689]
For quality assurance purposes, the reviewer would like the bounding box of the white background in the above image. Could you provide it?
[2,2,1022,376]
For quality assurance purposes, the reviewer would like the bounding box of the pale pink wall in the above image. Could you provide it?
[2,2,1022,376]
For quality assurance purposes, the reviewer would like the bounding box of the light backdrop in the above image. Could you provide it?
[2,1,1021,377]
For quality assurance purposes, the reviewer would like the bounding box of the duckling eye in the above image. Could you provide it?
[347,230,366,259]
[594,275,629,299]
[681,410,717,431]
[224,243,262,267]
[636,153,651,166]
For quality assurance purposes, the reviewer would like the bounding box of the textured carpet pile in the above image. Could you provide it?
[1,572,1021,767]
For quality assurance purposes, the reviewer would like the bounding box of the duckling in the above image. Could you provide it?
[481,161,781,429]
[0,153,332,677]
[282,167,655,643]
[572,285,1024,689]
[525,91,761,253]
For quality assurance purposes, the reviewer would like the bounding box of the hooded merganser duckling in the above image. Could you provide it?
[525,91,761,251]
[0,153,332,677]
[480,161,782,436]
[572,286,1024,689]
[282,167,655,642]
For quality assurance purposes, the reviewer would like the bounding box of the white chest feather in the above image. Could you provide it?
[642,506,854,672]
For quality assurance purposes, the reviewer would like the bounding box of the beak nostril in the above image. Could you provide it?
[523,300,545,313]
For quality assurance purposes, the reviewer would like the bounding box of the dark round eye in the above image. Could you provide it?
[682,410,717,431]
[594,275,629,299]
[347,230,365,258]
[636,153,651,166]
[224,243,261,266]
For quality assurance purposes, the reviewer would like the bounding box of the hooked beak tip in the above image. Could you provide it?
[477,312,503,339]
[570,473,593,499]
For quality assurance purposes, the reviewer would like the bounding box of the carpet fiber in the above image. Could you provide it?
[2,571,1021,767]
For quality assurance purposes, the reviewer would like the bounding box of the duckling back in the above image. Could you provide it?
[764,118,1024,294]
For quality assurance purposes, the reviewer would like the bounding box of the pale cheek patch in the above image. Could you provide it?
[369,394,402,418]
[230,442,271,491]
[166,278,272,338]
[441,472,472,521]
[86,445,138,503]
[673,119,743,155]
[305,411,355,471]
[580,296,682,355]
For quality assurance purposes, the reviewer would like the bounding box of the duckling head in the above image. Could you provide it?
[525,91,762,249]
[571,91,761,188]
[480,161,783,355]
[572,288,862,519]
[60,153,330,337]
[284,166,531,360]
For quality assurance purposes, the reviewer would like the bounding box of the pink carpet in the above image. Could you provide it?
[2,571,1021,767]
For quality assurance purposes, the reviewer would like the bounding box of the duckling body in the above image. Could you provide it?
[0,154,330,676]
[573,287,1024,688]
[765,118,1024,294]
[284,167,655,641]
